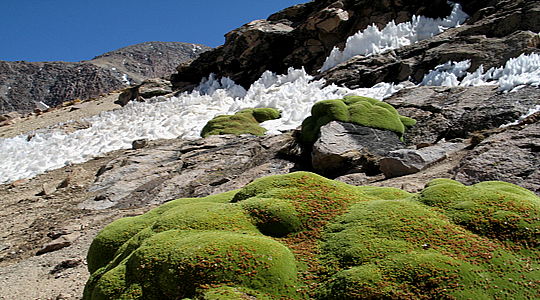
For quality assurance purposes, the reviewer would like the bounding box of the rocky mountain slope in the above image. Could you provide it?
[0,41,211,114]
[172,0,539,89]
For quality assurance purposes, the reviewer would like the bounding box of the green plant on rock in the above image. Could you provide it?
[300,95,416,143]
[84,172,540,300]
[201,108,280,138]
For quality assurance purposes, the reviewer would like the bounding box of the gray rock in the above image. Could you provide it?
[380,142,466,178]
[40,182,57,196]
[79,133,297,210]
[334,172,373,186]
[386,85,540,146]
[454,121,540,196]
[312,121,405,177]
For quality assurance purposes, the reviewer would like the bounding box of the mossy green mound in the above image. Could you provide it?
[201,108,280,138]
[84,173,540,300]
[300,95,416,143]
[416,179,540,245]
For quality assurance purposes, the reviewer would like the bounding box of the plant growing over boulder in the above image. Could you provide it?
[300,95,416,143]
[84,173,540,300]
[201,108,280,138]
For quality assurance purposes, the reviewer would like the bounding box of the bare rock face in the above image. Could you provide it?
[454,121,540,196]
[319,30,540,89]
[312,121,405,177]
[380,142,467,178]
[172,0,452,88]
[79,133,298,210]
[386,85,540,146]
[0,42,211,114]
[319,0,540,88]
[172,0,540,90]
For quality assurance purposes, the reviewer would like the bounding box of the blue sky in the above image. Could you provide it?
[0,0,303,62]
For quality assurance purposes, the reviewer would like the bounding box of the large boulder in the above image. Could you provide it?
[312,121,405,177]
[300,95,415,143]
[84,172,540,300]
[303,96,414,177]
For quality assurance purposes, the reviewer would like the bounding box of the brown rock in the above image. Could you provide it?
[172,0,452,88]
[132,139,148,150]
[10,178,29,188]
[35,233,80,255]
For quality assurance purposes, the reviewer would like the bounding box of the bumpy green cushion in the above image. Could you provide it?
[84,173,540,300]
[201,108,280,138]
[300,96,416,143]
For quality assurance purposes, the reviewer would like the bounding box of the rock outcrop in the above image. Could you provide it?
[319,0,540,87]
[0,42,211,114]
[454,121,540,195]
[386,85,540,146]
[78,133,298,210]
[172,0,540,90]
[171,0,453,89]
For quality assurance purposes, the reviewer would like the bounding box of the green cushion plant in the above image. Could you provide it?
[201,108,280,138]
[300,95,416,143]
[84,173,540,300]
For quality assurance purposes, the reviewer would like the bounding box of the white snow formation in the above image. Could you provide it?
[421,52,540,92]
[319,2,469,73]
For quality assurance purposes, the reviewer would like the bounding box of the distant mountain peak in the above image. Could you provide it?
[0,41,211,114]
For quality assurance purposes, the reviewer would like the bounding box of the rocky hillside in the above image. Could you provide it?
[172,0,539,89]
[0,42,211,114]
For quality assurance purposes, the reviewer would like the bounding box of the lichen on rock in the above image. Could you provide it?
[300,96,416,143]
[201,108,281,138]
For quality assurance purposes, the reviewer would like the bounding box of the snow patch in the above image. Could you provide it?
[421,53,540,92]
[319,2,468,72]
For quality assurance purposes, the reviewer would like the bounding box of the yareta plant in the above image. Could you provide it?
[84,172,540,300]
[201,108,280,138]
[300,95,416,143]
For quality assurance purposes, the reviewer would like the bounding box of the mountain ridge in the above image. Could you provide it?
[0,41,211,114]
